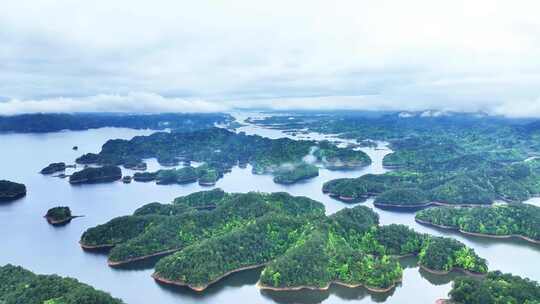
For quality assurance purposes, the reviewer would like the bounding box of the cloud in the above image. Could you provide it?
[0,92,228,115]
[1,0,540,116]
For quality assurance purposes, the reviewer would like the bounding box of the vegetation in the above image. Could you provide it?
[273,163,319,184]
[449,271,540,304]
[45,206,74,224]
[75,128,370,185]
[69,166,122,184]
[416,204,540,242]
[0,264,123,304]
[0,180,26,201]
[0,113,231,133]
[374,188,429,208]
[418,237,488,274]
[40,162,66,174]
[82,190,486,291]
[81,190,325,264]
[313,141,371,169]
[252,113,540,204]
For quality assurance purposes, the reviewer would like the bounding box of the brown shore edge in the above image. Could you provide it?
[45,215,83,225]
[108,248,181,267]
[79,241,116,250]
[152,263,267,291]
[256,279,399,293]
[415,218,540,245]
[419,265,486,277]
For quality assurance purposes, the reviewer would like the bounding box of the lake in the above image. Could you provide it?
[0,120,538,304]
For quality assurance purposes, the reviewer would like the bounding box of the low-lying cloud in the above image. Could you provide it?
[0,93,228,115]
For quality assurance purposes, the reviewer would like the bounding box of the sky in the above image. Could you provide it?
[1,0,540,116]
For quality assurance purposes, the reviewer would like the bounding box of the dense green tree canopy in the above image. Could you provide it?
[449,271,540,304]
[81,190,487,291]
[416,204,540,242]
[0,264,123,304]
[76,128,370,185]
[69,166,122,184]
[0,179,26,201]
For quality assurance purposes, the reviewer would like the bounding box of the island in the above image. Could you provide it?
[80,189,487,292]
[69,166,122,184]
[0,112,232,133]
[0,180,26,202]
[249,113,540,205]
[273,163,319,184]
[373,188,430,209]
[415,204,540,244]
[40,162,66,174]
[447,271,540,304]
[45,206,79,225]
[75,127,371,185]
[0,264,123,304]
[322,158,540,206]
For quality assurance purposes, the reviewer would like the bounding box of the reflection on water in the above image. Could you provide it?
[0,121,538,304]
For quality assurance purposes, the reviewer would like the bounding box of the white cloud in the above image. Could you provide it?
[1,0,540,116]
[0,92,228,115]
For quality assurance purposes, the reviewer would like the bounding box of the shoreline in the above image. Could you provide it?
[152,263,267,291]
[256,279,398,293]
[415,218,540,245]
[79,241,116,250]
[419,265,486,277]
[45,215,83,225]
[108,248,181,267]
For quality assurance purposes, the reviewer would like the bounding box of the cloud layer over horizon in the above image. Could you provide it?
[1,0,540,116]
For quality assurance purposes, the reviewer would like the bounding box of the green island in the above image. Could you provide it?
[80,189,487,292]
[75,127,370,185]
[373,188,430,209]
[273,163,319,184]
[446,271,540,304]
[415,204,540,244]
[40,162,67,174]
[45,206,78,225]
[0,179,26,202]
[0,264,123,304]
[69,166,122,184]
[0,112,232,133]
[251,113,540,206]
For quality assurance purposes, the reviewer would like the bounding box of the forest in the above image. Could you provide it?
[416,204,540,242]
[75,128,371,185]
[0,264,123,304]
[0,113,232,133]
[45,206,74,224]
[81,189,487,291]
[254,113,540,205]
[448,271,540,304]
[0,179,26,201]
[69,166,122,184]
[273,163,319,184]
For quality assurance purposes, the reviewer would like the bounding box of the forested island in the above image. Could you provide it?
[447,271,540,304]
[273,163,319,184]
[45,206,78,225]
[40,162,67,174]
[252,113,540,206]
[0,180,26,202]
[69,166,122,184]
[75,127,371,185]
[80,189,487,292]
[0,113,232,133]
[0,264,123,304]
[416,204,540,244]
